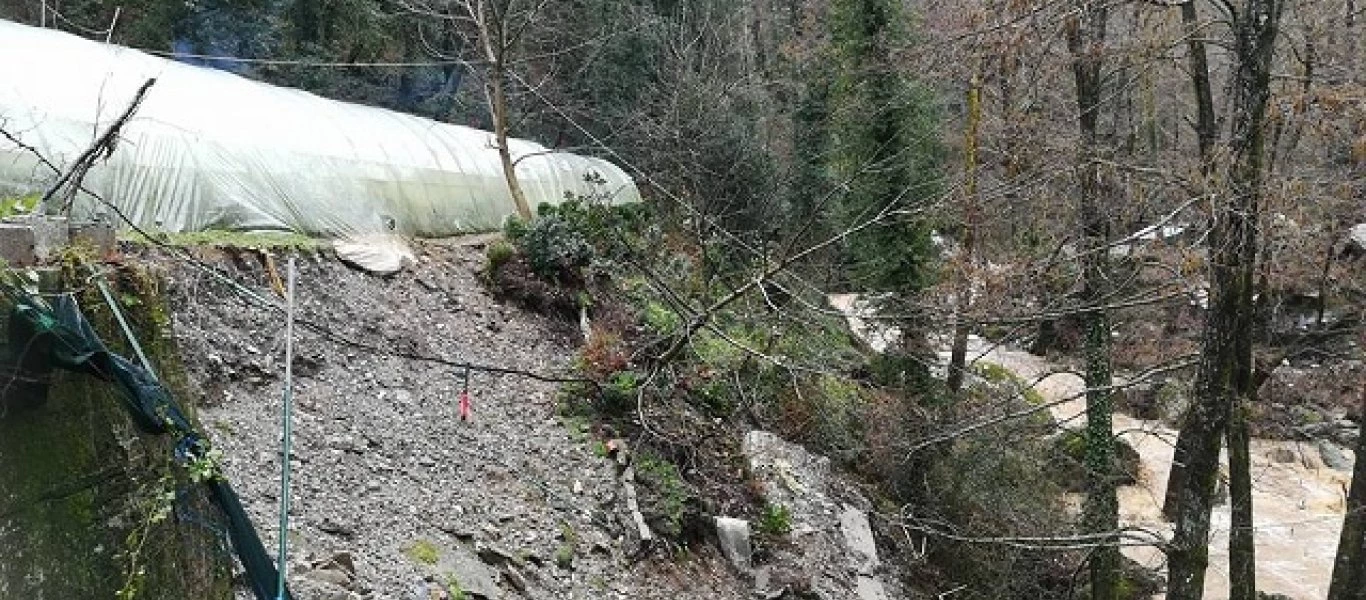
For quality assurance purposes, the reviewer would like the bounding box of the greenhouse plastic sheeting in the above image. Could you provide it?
[0,20,640,270]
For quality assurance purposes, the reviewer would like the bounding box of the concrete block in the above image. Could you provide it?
[27,215,69,263]
[69,220,115,254]
[0,223,37,266]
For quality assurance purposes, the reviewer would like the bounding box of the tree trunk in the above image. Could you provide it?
[1162,0,1251,524]
[1227,401,1256,600]
[1167,3,1282,599]
[491,66,533,221]
[471,1,533,222]
[1327,362,1366,600]
[1067,4,1119,599]
[946,73,982,398]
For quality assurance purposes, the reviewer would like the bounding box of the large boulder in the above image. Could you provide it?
[743,431,906,599]
[1048,430,1143,492]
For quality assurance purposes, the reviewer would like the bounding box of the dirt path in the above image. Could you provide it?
[952,335,1352,600]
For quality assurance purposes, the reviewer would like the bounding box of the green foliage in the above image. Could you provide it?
[184,448,224,484]
[485,240,516,274]
[555,520,578,569]
[501,198,652,284]
[972,362,1047,407]
[594,370,640,415]
[405,540,440,566]
[0,193,40,219]
[756,503,792,537]
[642,299,682,335]
[554,544,575,570]
[804,375,869,461]
[918,432,1073,599]
[634,451,691,539]
[444,574,467,600]
[827,0,943,325]
[1048,430,1141,492]
[503,214,593,282]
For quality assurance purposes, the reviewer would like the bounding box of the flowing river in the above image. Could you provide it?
[829,295,1355,600]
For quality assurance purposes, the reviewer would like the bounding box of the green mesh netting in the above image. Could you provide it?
[0,283,291,600]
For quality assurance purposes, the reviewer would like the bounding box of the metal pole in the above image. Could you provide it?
[93,275,157,381]
[275,256,296,600]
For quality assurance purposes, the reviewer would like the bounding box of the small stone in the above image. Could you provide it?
[305,567,353,589]
[1268,447,1297,464]
[477,543,521,567]
[501,566,529,593]
[1319,439,1353,472]
[318,518,356,539]
[839,507,880,574]
[572,480,584,495]
[714,517,752,572]
[482,523,501,539]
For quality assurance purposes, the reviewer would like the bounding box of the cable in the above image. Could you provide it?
[144,51,465,69]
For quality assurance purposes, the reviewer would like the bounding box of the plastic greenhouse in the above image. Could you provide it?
[0,19,640,271]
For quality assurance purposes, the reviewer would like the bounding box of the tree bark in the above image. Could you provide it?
[1227,400,1256,600]
[1327,361,1366,600]
[471,0,533,221]
[1067,4,1119,599]
[490,67,533,221]
[1167,2,1282,599]
[946,72,982,398]
[1182,0,1218,169]
[1163,0,1222,519]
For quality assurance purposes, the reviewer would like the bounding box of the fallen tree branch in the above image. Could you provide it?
[39,77,156,214]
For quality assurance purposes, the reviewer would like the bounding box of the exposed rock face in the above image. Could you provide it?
[1317,439,1353,472]
[742,430,905,600]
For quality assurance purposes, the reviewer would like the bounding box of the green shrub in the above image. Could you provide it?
[634,451,693,539]
[756,503,792,536]
[512,214,593,281]
[485,240,516,274]
[642,300,682,334]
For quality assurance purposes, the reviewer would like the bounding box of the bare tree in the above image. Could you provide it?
[407,0,552,220]
[1065,2,1121,598]
[1329,333,1366,600]
[1167,2,1285,599]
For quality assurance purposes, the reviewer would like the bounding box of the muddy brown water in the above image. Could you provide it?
[829,294,1354,600]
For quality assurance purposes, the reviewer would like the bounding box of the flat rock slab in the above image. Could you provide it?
[839,508,879,574]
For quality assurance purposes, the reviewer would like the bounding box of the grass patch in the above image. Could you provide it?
[120,229,322,251]
[634,451,691,539]
[444,574,466,600]
[405,539,440,565]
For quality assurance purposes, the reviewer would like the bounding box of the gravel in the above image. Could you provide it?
[154,242,748,600]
